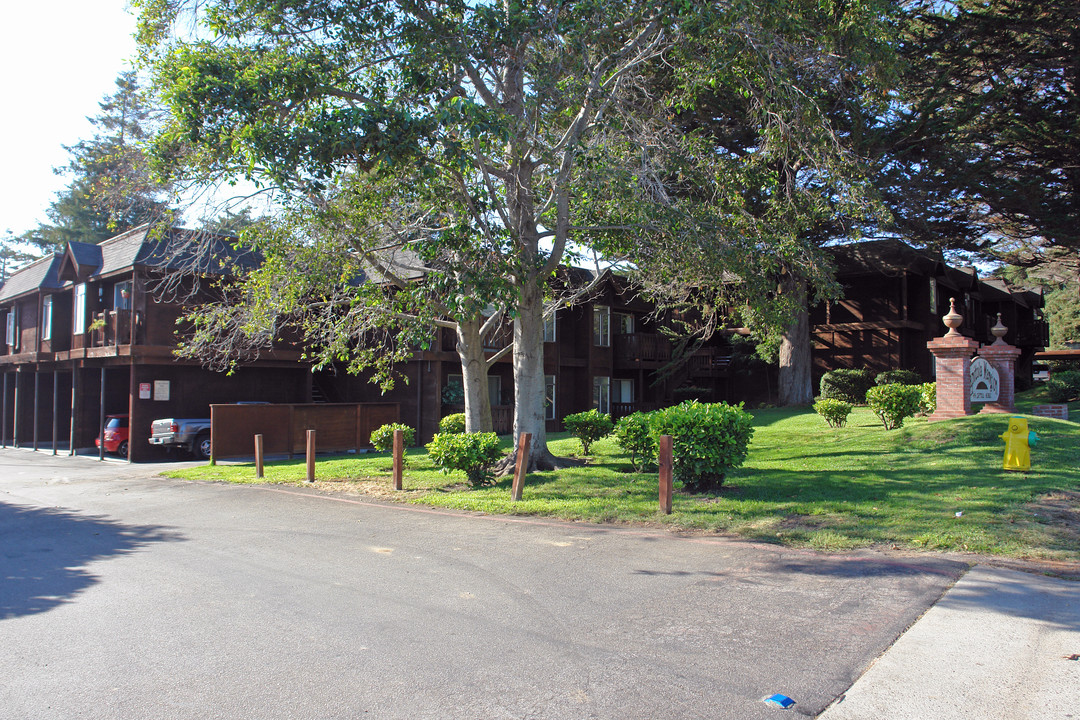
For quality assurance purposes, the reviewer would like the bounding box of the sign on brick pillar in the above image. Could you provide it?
[977,313,1022,414]
[926,298,980,421]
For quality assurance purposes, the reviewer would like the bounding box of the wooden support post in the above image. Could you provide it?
[52,371,59,455]
[69,369,78,456]
[305,429,316,482]
[98,367,106,461]
[512,432,532,502]
[254,434,265,479]
[392,428,404,490]
[33,371,40,452]
[658,434,673,515]
[1,372,8,448]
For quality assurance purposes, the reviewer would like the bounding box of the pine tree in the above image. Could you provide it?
[19,71,173,249]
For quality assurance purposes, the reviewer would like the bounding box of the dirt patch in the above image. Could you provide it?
[1024,490,1080,533]
[777,513,839,531]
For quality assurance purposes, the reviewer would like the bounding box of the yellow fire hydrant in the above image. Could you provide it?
[1000,417,1038,472]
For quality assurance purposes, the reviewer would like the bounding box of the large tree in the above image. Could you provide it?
[870,0,1078,261]
[136,0,894,463]
[19,71,174,249]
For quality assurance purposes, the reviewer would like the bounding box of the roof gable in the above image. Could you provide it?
[58,241,104,283]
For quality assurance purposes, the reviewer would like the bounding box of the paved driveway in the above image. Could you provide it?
[0,449,965,719]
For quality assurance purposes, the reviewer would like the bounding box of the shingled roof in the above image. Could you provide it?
[0,253,64,302]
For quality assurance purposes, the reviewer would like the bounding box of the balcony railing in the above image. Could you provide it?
[613,333,671,365]
[688,348,734,376]
[90,310,137,348]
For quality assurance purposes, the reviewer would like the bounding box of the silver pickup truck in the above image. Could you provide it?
[149,418,212,459]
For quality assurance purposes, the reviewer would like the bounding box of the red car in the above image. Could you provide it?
[96,414,130,457]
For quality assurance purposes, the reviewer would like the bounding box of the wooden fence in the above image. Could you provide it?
[210,402,399,459]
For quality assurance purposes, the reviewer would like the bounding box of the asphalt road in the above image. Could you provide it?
[0,448,966,719]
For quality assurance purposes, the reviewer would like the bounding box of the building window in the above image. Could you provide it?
[593,305,610,347]
[593,376,610,415]
[929,277,937,314]
[5,308,15,350]
[446,374,501,408]
[613,378,633,405]
[544,375,555,420]
[74,284,87,334]
[42,295,53,341]
[114,281,132,311]
[543,312,556,343]
[614,312,633,335]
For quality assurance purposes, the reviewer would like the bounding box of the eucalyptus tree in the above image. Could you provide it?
[136,0,895,465]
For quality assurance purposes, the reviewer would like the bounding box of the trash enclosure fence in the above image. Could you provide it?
[210,402,400,459]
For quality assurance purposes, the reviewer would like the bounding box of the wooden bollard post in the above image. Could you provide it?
[305,429,316,483]
[392,428,404,490]
[254,434,264,479]
[658,434,673,514]
[511,432,532,502]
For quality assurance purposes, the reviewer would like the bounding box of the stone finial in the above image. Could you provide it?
[991,312,1008,346]
[943,297,963,337]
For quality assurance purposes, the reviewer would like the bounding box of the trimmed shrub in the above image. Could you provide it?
[819,369,876,404]
[614,412,656,471]
[1046,370,1080,402]
[917,382,937,416]
[813,398,853,428]
[875,369,922,386]
[648,400,754,493]
[866,383,922,430]
[562,409,614,455]
[426,432,503,487]
[438,413,467,434]
[369,423,415,452]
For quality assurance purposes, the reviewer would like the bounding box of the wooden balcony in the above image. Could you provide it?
[613,333,671,368]
[90,310,140,348]
[687,347,734,377]
[611,401,659,420]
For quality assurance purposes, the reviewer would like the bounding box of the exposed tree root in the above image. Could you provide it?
[494,448,585,475]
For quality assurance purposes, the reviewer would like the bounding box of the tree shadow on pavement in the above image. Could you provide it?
[0,502,184,619]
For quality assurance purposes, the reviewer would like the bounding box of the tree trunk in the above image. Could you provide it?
[778,277,814,406]
[455,317,492,433]
[494,272,582,473]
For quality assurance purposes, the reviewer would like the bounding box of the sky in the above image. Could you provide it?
[0,1,140,238]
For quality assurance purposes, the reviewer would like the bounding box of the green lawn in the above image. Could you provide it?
[165,387,1080,562]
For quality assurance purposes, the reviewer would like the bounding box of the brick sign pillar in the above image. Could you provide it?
[977,314,1022,414]
[927,298,979,421]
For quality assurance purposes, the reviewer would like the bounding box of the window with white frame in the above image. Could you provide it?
[41,295,53,341]
[74,284,87,334]
[544,374,555,420]
[614,312,633,335]
[612,378,633,406]
[593,305,610,347]
[593,376,610,415]
[5,308,16,350]
[543,312,556,343]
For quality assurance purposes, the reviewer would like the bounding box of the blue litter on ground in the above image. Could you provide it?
[764,694,796,709]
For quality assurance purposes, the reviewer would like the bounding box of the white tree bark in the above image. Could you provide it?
[455,317,493,433]
[778,277,814,406]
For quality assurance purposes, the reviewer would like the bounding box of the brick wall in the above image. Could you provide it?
[1031,404,1069,421]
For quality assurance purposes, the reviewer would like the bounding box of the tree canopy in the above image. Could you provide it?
[136,0,900,459]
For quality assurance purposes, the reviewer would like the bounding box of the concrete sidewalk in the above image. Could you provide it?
[818,565,1080,719]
